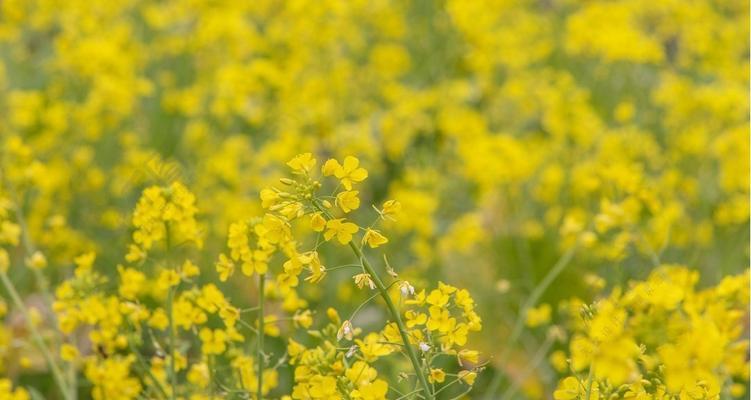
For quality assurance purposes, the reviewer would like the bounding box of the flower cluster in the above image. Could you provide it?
[0,154,487,399]
[552,266,749,399]
[254,153,485,399]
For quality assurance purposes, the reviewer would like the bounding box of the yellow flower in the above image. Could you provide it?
[74,252,96,271]
[322,158,342,176]
[293,310,313,329]
[148,308,169,330]
[286,153,317,173]
[118,266,146,300]
[216,253,235,282]
[553,377,580,400]
[550,350,568,373]
[25,251,47,270]
[187,363,209,388]
[345,361,377,388]
[405,310,427,328]
[429,368,446,383]
[351,379,388,400]
[156,269,180,291]
[288,339,306,364]
[307,375,339,398]
[332,156,368,190]
[260,188,280,209]
[362,229,388,248]
[60,344,79,362]
[458,370,477,385]
[259,214,290,245]
[356,333,394,361]
[181,260,200,278]
[526,303,552,328]
[199,328,227,355]
[299,251,326,284]
[405,289,426,305]
[125,244,145,263]
[443,322,469,347]
[324,218,359,244]
[458,349,480,366]
[263,314,281,337]
[305,262,326,284]
[310,212,326,232]
[0,378,29,399]
[426,289,449,307]
[426,306,455,333]
[0,249,9,273]
[336,190,360,213]
[380,200,401,220]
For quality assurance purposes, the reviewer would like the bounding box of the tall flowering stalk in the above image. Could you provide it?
[312,197,434,399]
[257,153,484,399]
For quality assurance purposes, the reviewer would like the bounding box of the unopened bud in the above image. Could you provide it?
[400,281,415,296]
[280,178,295,186]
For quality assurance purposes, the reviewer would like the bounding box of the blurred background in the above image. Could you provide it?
[0,0,748,398]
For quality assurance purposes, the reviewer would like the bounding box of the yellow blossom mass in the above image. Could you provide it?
[0,0,747,399]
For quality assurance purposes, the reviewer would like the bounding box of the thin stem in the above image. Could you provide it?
[236,318,260,335]
[128,334,168,399]
[312,200,433,399]
[348,283,396,322]
[326,264,362,272]
[432,375,467,396]
[585,365,594,400]
[0,271,72,400]
[257,273,265,400]
[447,387,473,400]
[484,245,577,398]
[209,355,216,399]
[167,286,177,400]
[11,197,71,395]
[395,388,424,400]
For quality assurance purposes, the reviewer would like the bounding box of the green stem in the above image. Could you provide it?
[483,246,577,399]
[128,334,168,399]
[209,355,215,399]
[167,286,177,400]
[0,271,72,400]
[11,197,72,396]
[585,365,594,400]
[257,273,265,400]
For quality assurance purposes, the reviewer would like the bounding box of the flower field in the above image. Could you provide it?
[0,0,748,399]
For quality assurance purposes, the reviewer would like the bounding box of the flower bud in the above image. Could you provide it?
[400,281,415,296]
